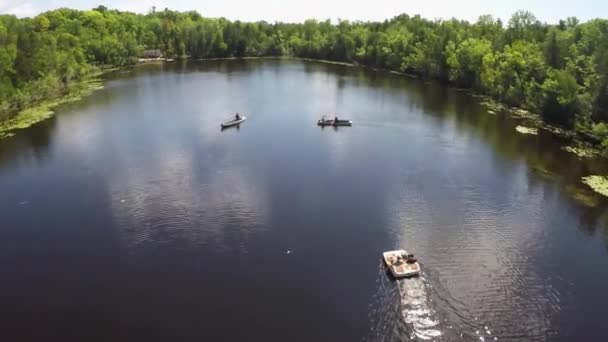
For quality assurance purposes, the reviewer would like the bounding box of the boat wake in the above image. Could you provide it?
[397,276,443,340]
[367,263,443,341]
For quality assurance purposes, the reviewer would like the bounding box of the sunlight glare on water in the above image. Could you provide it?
[398,277,442,340]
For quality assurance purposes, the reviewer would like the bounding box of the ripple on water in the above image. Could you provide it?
[110,168,267,252]
[382,177,563,341]
[399,276,442,340]
[367,262,442,341]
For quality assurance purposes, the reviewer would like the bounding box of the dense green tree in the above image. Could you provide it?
[543,27,571,69]
[446,38,492,88]
[2,7,608,147]
[0,21,18,115]
[541,69,579,127]
[480,41,547,108]
[506,10,545,43]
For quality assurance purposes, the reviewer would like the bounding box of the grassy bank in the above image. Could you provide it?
[0,78,104,140]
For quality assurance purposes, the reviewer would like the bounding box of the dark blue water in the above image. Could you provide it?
[1,59,608,341]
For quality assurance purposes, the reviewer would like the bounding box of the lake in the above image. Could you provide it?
[1,59,608,341]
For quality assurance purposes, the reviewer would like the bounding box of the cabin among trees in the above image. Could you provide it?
[140,49,163,59]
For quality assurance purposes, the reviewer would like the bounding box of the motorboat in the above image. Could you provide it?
[383,250,421,278]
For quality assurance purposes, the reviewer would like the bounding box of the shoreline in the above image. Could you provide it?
[1,56,603,159]
[194,56,420,78]
[296,58,603,157]
[0,77,104,140]
[138,57,176,64]
[2,56,606,198]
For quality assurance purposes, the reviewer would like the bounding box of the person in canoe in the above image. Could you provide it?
[334,116,339,123]
[235,113,241,121]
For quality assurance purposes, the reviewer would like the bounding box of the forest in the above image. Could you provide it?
[1,6,607,147]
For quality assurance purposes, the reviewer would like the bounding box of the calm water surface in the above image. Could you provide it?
[1,59,608,341]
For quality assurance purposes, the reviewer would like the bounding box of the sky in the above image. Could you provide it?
[0,0,605,24]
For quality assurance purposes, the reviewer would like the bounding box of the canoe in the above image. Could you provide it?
[317,119,352,127]
[221,116,246,128]
[383,250,421,278]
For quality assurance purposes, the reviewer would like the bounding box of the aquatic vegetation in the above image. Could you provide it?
[0,79,103,139]
[562,145,600,158]
[480,99,505,112]
[0,107,54,139]
[511,109,542,126]
[542,124,576,138]
[582,176,608,197]
[512,108,532,117]
[515,125,538,135]
[297,57,357,67]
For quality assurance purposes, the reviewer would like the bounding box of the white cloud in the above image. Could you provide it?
[0,2,38,18]
[118,0,169,14]
[0,0,604,23]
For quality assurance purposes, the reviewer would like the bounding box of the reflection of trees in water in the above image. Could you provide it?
[323,60,608,250]
[127,58,262,78]
[574,204,608,243]
[393,74,608,242]
[604,213,608,249]
[0,114,57,169]
[306,64,608,245]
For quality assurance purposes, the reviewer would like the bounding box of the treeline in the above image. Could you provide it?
[1,6,608,145]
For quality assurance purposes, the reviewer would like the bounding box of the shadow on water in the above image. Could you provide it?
[220,124,243,132]
[0,114,57,170]
[118,58,284,79]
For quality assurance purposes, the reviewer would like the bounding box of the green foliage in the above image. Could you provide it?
[2,7,608,144]
[0,78,103,139]
[506,10,545,43]
[446,38,492,88]
[480,41,547,108]
[515,125,538,135]
[563,145,600,158]
[592,122,608,138]
[543,27,571,68]
[541,69,579,127]
[582,175,608,197]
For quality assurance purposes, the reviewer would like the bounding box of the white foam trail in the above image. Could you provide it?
[398,277,443,340]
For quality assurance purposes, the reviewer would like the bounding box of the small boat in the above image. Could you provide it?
[318,115,352,127]
[221,116,246,128]
[383,250,421,278]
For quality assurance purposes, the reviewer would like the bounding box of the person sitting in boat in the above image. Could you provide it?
[406,253,418,264]
[334,116,339,123]
[235,113,241,120]
[394,255,404,265]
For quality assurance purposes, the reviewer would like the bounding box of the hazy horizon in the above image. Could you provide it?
[0,0,605,24]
